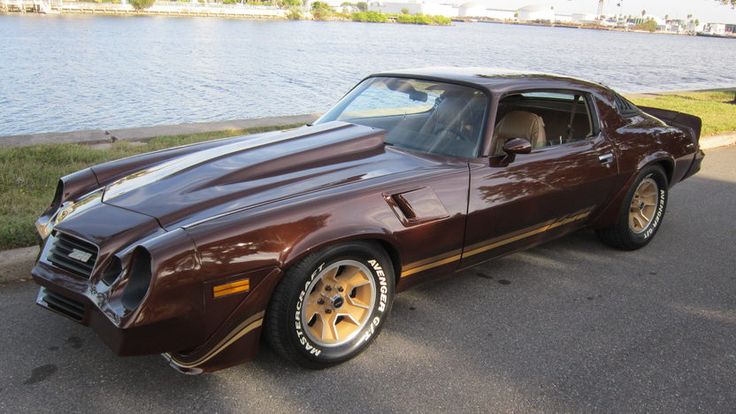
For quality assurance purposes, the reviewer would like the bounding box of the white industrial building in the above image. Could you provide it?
[457,1,515,19]
[516,4,554,21]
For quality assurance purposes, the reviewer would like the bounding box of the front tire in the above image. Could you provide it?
[265,241,395,369]
[597,165,668,250]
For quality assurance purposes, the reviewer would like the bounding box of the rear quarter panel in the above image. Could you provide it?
[589,91,697,229]
[595,93,694,186]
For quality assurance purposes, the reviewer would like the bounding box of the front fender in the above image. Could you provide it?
[282,225,402,273]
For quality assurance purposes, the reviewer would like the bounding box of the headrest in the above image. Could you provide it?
[494,111,545,142]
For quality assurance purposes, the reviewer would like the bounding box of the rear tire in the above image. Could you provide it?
[265,241,395,369]
[596,165,668,250]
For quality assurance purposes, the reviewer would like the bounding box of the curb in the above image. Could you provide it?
[0,114,320,148]
[0,246,39,284]
[0,134,733,284]
[700,133,736,150]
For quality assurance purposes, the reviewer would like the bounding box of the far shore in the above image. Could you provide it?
[3,4,732,36]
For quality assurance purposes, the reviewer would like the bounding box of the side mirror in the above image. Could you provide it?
[502,137,532,155]
[493,137,532,166]
[409,90,428,102]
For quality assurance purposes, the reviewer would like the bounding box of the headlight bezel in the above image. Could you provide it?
[121,247,153,312]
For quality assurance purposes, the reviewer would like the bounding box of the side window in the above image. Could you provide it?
[494,90,595,154]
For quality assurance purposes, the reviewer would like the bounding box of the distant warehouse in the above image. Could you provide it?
[700,23,736,37]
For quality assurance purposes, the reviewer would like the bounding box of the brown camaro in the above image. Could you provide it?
[32,68,704,373]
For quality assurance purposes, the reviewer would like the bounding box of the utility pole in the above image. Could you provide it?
[597,0,605,19]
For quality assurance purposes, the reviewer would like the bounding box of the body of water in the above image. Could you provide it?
[1,15,735,137]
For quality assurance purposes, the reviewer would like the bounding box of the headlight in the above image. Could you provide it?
[101,256,123,286]
[35,180,65,240]
[35,217,53,240]
[122,247,153,311]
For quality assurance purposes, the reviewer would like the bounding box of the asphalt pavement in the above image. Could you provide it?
[1,146,735,413]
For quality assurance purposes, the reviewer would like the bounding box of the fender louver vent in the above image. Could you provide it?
[38,288,86,322]
[47,232,98,278]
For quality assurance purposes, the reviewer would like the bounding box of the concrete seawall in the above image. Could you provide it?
[0,113,321,148]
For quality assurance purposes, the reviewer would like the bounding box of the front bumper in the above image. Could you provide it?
[32,265,199,356]
[32,254,282,373]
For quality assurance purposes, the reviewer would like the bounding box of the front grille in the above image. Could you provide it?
[38,288,86,322]
[47,232,98,278]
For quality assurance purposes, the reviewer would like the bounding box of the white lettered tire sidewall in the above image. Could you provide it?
[627,168,668,245]
[269,242,395,368]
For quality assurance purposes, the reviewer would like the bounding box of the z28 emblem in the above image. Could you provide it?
[68,249,92,263]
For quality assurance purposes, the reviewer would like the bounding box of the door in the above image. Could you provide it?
[460,90,620,268]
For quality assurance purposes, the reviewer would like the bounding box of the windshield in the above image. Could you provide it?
[316,77,488,158]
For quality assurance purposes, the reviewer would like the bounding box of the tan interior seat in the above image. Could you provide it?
[492,111,547,155]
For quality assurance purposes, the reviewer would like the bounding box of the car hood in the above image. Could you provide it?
[99,121,436,229]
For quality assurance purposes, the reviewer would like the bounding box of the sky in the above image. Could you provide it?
[448,0,736,24]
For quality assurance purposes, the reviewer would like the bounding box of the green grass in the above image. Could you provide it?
[0,123,303,250]
[628,90,736,137]
[350,11,451,25]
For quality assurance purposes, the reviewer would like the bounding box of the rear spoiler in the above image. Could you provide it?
[639,106,702,144]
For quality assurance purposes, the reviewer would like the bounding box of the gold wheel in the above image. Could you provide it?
[628,177,659,234]
[301,260,376,347]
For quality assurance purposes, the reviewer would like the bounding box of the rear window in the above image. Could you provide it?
[519,92,576,101]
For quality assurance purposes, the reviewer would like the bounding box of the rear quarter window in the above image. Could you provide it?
[614,94,641,117]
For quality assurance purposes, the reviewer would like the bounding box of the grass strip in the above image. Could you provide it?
[629,90,736,136]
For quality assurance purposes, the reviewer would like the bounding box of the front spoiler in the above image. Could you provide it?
[33,282,197,357]
[32,261,282,373]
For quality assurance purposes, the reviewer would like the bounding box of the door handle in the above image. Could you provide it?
[598,153,614,167]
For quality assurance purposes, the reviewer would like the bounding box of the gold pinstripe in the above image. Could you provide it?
[166,311,265,369]
[400,209,592,279]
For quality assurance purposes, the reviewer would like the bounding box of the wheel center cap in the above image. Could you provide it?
[331,295,344,308]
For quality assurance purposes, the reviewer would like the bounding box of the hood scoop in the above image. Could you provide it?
[103,121,384,203]
[199,123,386,190]
[100,121,394,227]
